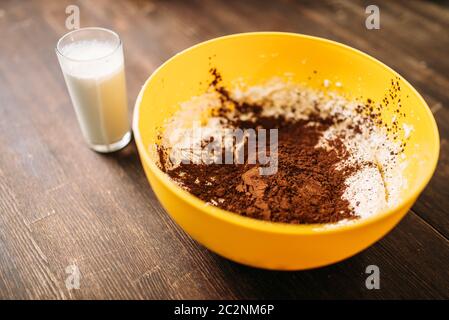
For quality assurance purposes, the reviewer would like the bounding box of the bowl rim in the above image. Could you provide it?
[132,31,440,235]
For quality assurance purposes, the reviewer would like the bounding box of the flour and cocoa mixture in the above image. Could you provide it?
[156,70,409,225]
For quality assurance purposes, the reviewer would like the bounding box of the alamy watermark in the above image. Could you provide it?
[65,263,80,290]
[365,264,380,289]
[365,5,380,30]
[169,124,278,176]
[65,5,80,30]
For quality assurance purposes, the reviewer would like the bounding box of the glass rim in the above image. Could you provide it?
[55,27,122,62]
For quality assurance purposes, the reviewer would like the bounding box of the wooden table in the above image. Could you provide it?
[0,0,448,299]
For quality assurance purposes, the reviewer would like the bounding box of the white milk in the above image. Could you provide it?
[59,40,130,149]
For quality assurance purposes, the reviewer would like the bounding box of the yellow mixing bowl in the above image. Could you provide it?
[133,32,439,270]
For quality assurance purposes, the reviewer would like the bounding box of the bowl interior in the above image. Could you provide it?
[134,32,439,229]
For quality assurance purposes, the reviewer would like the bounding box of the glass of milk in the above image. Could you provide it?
[56,27,131,153]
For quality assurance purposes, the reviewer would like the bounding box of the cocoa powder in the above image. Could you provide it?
[162,114,358,224]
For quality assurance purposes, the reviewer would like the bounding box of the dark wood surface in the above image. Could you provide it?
[0,0,448,299]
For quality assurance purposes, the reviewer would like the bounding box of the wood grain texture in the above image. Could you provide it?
[0,0,448,299]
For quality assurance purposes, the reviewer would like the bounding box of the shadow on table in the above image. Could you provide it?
[209,249,376,299]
